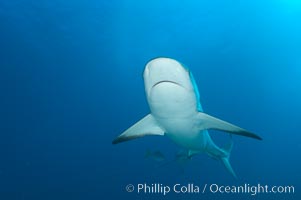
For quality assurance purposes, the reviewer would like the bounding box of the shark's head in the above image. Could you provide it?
[143,57,202,116]
[144,58,190,93]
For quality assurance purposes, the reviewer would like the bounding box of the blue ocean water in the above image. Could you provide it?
[1,0,300,199]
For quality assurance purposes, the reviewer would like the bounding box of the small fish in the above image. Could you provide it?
[144,149,166,162]
[156,149,192,170]
[175,149,192,164]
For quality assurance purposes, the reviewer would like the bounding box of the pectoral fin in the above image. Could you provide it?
[197,112,262,140]
[112,114,165,144]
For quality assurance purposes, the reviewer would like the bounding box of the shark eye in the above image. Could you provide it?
[179,62,190,73]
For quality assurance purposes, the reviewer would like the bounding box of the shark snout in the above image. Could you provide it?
[144,58,190,94]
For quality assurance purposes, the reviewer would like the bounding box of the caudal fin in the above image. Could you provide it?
[205,134,237,179]
[220,138,237,179]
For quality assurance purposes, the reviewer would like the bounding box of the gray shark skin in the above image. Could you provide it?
[112,57,262,178]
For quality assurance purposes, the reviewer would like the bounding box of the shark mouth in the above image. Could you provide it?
[152,80,183,89]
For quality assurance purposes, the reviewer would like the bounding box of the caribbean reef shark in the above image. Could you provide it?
[112,57,262,178]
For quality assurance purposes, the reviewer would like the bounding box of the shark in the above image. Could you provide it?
[112,57,262,178]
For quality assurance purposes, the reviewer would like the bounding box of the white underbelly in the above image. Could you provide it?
[156,116,207,150]
[148,80,206,150]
